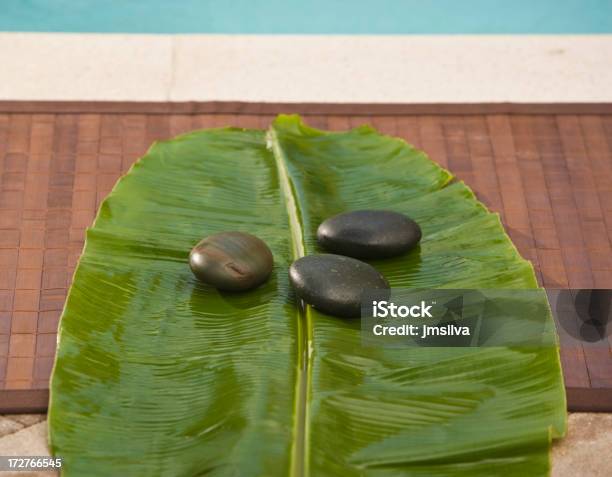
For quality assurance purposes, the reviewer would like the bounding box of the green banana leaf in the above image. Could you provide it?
[49,115,566,476]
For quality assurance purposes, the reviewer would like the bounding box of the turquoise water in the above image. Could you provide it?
[2,0,611,33]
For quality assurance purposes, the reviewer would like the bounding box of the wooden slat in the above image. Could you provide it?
[1,101,612,115]
[0,104,611,413]
[395,116,421,149]
[418,116,448,169]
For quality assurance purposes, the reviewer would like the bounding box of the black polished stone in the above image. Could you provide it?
[289,254,389,318]
[317,210,422,259]
[189,231,273,291]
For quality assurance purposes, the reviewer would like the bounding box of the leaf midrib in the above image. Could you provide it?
[267,128,311,477]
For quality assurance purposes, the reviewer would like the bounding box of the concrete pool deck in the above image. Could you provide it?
[1,34,612,103]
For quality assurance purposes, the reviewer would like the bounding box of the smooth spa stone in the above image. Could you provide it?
[317,210,422,259]
[189,231,274,291]
[289,254,389,318]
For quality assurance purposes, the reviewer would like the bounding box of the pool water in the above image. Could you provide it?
[2,0,612,34]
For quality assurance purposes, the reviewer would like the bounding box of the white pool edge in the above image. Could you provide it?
[1,33,611,103]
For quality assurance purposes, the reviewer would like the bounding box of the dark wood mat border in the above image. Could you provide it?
[567,388,612,413]
[1,101,612,115]
[0,389,49,414]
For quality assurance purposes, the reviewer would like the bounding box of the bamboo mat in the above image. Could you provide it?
[0,102,611,412]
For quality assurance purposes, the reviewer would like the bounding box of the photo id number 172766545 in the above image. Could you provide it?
[0,456,62,472]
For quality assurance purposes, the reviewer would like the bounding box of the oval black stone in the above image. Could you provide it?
[189,232,273,291]
[289,254,389,318]
[317,210,422,259]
